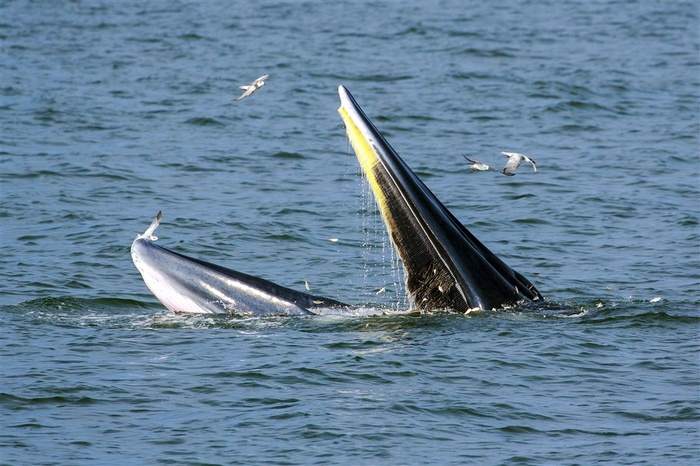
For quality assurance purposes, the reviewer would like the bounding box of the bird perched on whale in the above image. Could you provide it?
[501,151,537,176]
[233,74,269,102]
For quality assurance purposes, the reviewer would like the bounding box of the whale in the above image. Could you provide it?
[131,85,543,315]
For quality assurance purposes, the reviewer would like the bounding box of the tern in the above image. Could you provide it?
[233,74,269,102]
[463,155,498,172]
[501,152,537,176]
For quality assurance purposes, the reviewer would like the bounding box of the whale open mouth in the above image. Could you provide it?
[130,86,542,315]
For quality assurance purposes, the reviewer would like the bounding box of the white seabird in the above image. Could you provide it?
[233,74,269,102]
[463,155,498,172]
[501,152,537,176]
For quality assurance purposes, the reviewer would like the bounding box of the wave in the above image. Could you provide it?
[2,295,697,332]
[7,296,155,312]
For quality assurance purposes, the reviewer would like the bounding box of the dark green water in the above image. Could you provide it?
[1,1,698,464]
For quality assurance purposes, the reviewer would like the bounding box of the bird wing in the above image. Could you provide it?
[502,158,520,175]
[253,74,269,85]
[525,157,537,172]
[233,87,255,101]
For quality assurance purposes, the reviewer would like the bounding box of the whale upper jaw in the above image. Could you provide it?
[337,85,542,312]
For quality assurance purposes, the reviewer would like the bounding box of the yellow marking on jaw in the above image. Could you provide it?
[338,106,390,220]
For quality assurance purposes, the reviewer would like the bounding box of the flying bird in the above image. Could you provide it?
[233,74,269,102]
[501,152,537,176]
[463,155,498,172]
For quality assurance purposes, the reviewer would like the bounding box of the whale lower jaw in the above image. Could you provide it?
[130,86,542,315]
[131,222,347,316]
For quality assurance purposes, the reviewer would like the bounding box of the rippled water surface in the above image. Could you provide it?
[1,1,699,464]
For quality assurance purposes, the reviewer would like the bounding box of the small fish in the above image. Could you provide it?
[304,280,311,291]
[233,74,269,102]
[501,152,537,176]
[376,287,386,294]
[463,155,498,172]
[649,296,661,303]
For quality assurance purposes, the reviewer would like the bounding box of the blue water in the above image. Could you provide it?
[1,1,699,464]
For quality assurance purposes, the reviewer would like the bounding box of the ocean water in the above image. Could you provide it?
[1,1,699,464]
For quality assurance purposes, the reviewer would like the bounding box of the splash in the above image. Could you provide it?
[357,166,408,311]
